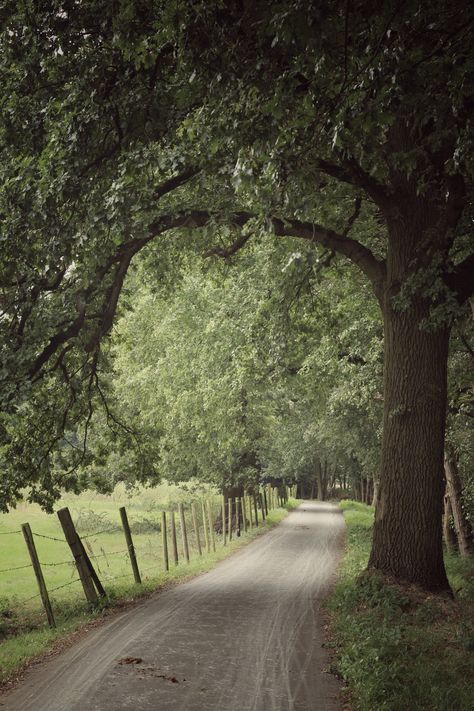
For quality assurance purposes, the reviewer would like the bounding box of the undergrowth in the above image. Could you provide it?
[328,500,474,711]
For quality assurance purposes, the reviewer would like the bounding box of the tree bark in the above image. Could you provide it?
[369,288,451,591]
[444,449,473,557]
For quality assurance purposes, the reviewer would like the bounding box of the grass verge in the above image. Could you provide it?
[327,500,474,711]
[0,500,298,688]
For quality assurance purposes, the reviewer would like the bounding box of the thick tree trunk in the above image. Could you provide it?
[444,449,473,556]
[368,293,451,591]
[443,493,458,554]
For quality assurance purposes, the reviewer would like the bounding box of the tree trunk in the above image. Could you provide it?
[372,478,379,508]
[369,289,451,591]
[316,461,324,501]
[444,449,473,557]
[316,460,329,501]
[443,493,458,554]
[366,477,372,505]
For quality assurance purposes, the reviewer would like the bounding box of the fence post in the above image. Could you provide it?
[259,493,266,521]
[247,494,253,528]
[21,523,56,628]
[170,511,179,566]
[191,503,202,555]
[222,496,227,545]
[162,511,169,571]
[228,498,233,542]
[57,507,98,604]
[236,498,241,537]
[241,496,247,533]
[78,539,106,598]
[207,500,216,552]
[263,490,268,517]
[178,504,190,563]
[201,501,210,553]
[119,506,141,584]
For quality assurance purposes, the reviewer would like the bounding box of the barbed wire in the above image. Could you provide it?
[16,591,41,606]
[42,559,75,567]
[0,529,21,535]
[32,532,68,543]
[0,563,32,573]
[88,549,129,560]
[48,578,82,594]
[80,526,122,539]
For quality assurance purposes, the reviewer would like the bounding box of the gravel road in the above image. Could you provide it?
[2,502,345,711]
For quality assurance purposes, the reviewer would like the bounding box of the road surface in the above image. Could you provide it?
[2,502,345,711]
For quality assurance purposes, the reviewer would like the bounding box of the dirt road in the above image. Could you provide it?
[2,502,345,711]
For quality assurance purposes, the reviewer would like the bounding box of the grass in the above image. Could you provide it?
[327,500,474,711]
[0,485,297,685]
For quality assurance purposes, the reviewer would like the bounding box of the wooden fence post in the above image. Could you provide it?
[263,490,268,516]
[260,493,266,521]
[253,495,259,526]
[191,503,202,555]
[207,500,216,552]
[170,511,179,566]
[222,496,227,545]
[241,496,247,533]
[21,523,56,628]
[119,506,141,584]
[78,539,106,598]
[247,494,253,528]
[178,504,190,563]
[57,507,98,604]
[162,511,169,571]
[236,498,241,537]
[228,498,233,542]
[201,501,210,553]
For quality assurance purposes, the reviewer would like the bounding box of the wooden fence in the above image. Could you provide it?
[0,485,296,628]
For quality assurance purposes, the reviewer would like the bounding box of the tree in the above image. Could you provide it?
[1,1,473,589]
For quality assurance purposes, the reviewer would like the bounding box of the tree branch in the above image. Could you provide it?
[153,167,200,200]
[27,205,386,379]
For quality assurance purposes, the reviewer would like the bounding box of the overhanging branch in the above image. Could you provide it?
[27,206,386,380]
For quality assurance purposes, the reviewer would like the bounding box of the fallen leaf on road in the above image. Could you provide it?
[116,657,143,665]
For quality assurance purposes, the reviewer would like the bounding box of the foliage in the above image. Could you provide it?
[328,502,474,710]
[60,240,383,495]
[0,0,472,511]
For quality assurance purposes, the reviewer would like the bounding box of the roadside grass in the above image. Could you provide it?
[327,500,474,711]
[0,489,297,685]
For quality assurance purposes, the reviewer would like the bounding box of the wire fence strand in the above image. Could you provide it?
[0,529,22,535]
[0,563,32,574]
[81,527,122,539]
[32,532,68,543]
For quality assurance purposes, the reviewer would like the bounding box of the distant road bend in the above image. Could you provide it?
[3,502,345,711]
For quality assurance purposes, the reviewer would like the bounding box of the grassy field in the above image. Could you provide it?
[0,483,296,684]
[0,483,222,610]
[328,500,474,711]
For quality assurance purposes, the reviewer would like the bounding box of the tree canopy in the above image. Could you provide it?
[1,0,473,589]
